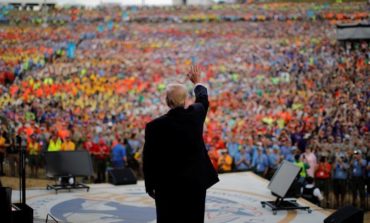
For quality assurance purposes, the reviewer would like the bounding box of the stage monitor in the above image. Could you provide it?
[45,151,93,177]
[267,160,300,198]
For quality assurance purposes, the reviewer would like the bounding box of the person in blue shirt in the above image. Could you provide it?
[280,143,291,158]
[266,147,281,179]
[350,150,366,207]
[252,142,263,160]
[226,137,240,160]
[252,147,268,178]
[332,156,349,208]
[111,140,127,168]
[285,147,297,163]
[234,147,251,171]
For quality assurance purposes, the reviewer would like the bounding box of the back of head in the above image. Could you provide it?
[306,176,314,185]
[294,154,300,162]
[166,83,188,109]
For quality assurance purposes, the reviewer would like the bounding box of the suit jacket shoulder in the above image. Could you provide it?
[146,114,168,129]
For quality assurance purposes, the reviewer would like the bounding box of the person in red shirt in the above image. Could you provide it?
[315,156,331,207]
[83,136,94,153]
[91,140,110,183]
[208,147,219,171]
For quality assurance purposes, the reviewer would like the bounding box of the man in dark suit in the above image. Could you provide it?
[143,65,219,223]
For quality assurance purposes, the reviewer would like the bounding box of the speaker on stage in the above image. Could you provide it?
[12,203,33,223]
[0,187,12,223]
[261,161,311,215]
[108,168,137,185]
[324,205,363,223]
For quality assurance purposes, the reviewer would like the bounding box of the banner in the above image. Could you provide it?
[97,24,104,33]
[107,21,114,30]
[67,42,76,59]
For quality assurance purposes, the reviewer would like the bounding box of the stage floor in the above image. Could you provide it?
[13,172,329,223]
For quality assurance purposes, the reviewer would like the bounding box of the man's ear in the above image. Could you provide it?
[166,95,174,108]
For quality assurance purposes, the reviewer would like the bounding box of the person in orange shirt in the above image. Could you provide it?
[217,150,233,173]
[61,137,76,151]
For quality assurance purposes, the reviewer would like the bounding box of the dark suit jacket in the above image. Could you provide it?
[143,85,219,193]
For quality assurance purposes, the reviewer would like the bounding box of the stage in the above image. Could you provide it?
[12,172,329,223]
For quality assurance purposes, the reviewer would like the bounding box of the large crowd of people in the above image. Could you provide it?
[0,2,369,209]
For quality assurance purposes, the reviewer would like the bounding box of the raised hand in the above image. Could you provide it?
[187,65,200,84]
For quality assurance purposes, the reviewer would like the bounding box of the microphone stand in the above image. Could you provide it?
[12,134,33,223]
[19,136,27,205]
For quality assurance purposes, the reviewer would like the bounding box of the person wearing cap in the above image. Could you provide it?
[350,150,366,207]
[252,142,263,160]
[217,149,233,173]
[285,146,296,163]
[234,147,251,171]
[332,155,349,208]
[226,135,240,160]
[252,147,268,178]
[267,146,281,179]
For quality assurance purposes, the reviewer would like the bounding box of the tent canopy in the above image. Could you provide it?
[336,23,370,41]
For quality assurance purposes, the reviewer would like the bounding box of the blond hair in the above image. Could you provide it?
[166,83,187,108]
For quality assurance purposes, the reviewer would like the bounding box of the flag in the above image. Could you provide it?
[107,21,114,30]
[67,42,76,59]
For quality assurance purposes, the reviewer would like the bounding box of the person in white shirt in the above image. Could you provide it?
[301,176,324,206]
[304,146,317,177]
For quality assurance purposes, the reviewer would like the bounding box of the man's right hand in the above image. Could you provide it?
[187,65,200,84]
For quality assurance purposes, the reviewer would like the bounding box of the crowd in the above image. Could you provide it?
[0,2,369,209]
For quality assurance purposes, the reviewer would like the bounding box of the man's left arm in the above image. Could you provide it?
[194,84,209,117]
[188,65,209,119]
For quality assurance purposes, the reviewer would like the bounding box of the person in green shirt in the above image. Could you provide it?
[48,135,62,152]
[294,154,310,183]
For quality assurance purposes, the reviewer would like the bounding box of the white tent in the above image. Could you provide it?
[336,23,370,41]
[0,0,214,6]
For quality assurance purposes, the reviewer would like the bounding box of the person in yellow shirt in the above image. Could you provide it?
[48,135,62,152]
[28,135,41,178]
[61,137,76,151]
[218,150,233,173]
